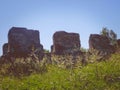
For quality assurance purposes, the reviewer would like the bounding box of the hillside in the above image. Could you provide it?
[0,27,120,90]
[0,53,120,90]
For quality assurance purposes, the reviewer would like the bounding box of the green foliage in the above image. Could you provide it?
[100,27,117,45]
[80,47,88,52]
[100,27,109,37]
[0,57,47,77]
[44,49,50,53]
[0,54,120,90]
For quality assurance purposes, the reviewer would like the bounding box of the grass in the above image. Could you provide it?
[0,53,120,90]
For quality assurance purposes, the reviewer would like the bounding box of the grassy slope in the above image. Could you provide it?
[0,54,120,90]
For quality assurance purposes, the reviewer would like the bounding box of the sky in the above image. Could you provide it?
[0,0,120,56]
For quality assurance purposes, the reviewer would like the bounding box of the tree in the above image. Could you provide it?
[100,27,117,46]
[100,27,109,38]
[109,30,117,45]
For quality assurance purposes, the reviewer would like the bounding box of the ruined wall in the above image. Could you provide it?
[3,27,43,59]
[89,34,115,54]
[51,31,81,55]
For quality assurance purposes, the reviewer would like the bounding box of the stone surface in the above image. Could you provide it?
[51,31,81,54]
[3,43,8,55]
[3,27,43,59]
[89,34,115,54]
[117,39,120,47]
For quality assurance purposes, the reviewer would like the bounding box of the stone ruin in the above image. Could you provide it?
[1,27,120,61]
[89,34,115,55]
[51,31,81,55]
[3,43,8,55]
[2,27,43,59]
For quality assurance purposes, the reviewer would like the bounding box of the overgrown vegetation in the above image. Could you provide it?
[100,27,117,46]
[0,52,120,90]
[0,57,47,77]
[0,28,119,90]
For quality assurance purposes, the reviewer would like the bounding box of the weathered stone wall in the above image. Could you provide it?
[51,31,81,55]
[89,34,115,54]
[3,27,43,59]
[2,27,119,60]
[3,43,8,55]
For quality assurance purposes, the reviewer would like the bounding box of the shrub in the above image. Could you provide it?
[0,57,47,77]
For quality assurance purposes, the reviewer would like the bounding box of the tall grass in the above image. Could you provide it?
[0,53,120,90]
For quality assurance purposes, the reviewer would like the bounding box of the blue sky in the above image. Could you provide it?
[0,0,120,55]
